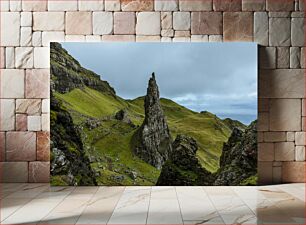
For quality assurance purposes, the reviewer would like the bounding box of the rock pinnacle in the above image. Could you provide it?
[133,73,172,169]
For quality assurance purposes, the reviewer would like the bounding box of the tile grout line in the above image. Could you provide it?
[174,186,185,224]
[37,186,77,223]
[1,183,27,200]
[74,186,100,224]
[229,186,259,222]
[0,183,35,222]
[1,184,51,223]
[1,198,33,222]
[106,186,126,225]
[201,187,226,225]
[145,186,152,225]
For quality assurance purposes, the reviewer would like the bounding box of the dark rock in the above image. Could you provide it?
[50,92,97,186]
[130,171,137,179]
[157,135,214,186]
[171,135,198,169]
[85,118,101,130]
[112,175,124,183]
[51,148,68,173]
[214,121,257,185]
[115,109,135,127]
[132,73,172,169]
[50,43,116,95]
[125,170,137,180]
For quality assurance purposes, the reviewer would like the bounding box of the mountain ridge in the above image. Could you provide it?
[50,43,256,186]
[51,42,116,95]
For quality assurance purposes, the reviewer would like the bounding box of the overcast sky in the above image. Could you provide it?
[61,42,257,125]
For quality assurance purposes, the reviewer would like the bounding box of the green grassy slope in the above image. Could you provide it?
[55,86,232,185]
[127,97,231,172]
[55,87,160,185]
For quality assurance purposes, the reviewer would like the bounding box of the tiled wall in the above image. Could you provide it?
[0,0,305,184]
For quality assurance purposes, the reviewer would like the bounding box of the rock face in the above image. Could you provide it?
[133,73,172,169]
[157,121,257,186]
[157,135,214,185]
[50,42,115,95]
[50,93,97,186]
[214,121,257,185]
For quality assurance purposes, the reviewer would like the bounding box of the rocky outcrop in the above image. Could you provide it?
[132,73,172,169]
[214,121,257,185]
[50,42,115,95]
[157,121,257,186]
[157,135,214,185]
[84,118,101,130]
[115,109,135,127]
[50,93,97,186]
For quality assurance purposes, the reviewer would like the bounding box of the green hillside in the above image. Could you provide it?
[55,85,233,185]
[50,43,248,186]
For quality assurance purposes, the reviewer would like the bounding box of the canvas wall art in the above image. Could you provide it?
[50,42,257,186]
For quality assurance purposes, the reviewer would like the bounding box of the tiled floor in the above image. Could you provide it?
[0,183,305,224]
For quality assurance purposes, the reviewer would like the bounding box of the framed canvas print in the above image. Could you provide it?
[50,42,257,186]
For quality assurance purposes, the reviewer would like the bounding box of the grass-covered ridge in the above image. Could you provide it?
[51,43,249,186]
[55,85,235,185]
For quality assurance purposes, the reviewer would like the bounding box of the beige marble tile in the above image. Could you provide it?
[147,187,183,224]
[274,197,305,223]
[0,184,304,224]
[203,186,237,196]
[76,186,124,224]
[0,198,32,222]
[108,187,150,224]
[40,212,83,224]
[65,187,98,200]
[3,198,63,224]
[277,184,305,202]
[176,187,217,221]
[5,184,49,199]
[218,204,256,225]
[183,215,225,225]
[1,183,27,194]
[204,187,252,222]
[258,187,295,202]
[257,205,296,224]
[2,183,25,192]
[231,186,266,200]
[150,186,177,199]
[40,198,93,224]
[35,186,75,201]
[243,198,275,215]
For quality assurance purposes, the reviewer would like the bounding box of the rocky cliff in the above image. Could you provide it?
[214,121,257,185]
[157,121,257,186]
[50,43,256,186]
[50,42,115,95]
[157,135,214,185]
[50,93,97,185]
[132,73,173,169]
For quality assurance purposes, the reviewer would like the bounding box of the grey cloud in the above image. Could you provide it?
[61,42,257,124]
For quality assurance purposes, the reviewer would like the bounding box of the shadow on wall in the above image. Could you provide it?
[257,47,305,184]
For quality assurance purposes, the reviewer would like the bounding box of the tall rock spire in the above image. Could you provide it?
[133,73,172,169]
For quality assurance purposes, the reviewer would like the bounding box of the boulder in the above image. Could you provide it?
[156,134,214,186]
[214,121,257,185]
[115,109,135,127]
